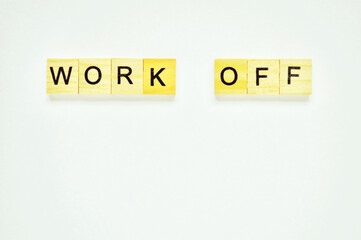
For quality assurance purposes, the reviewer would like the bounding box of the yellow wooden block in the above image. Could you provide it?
[280,59,312,95]
[79,59,111,94]
[248,59,279,95]
[143,59,176,95]
[47,59,78,94]
[214,59,248,95]
[111,58,143,94]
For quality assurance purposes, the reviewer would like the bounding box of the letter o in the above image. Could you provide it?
[85,66,102,85]
[220,67,238,86]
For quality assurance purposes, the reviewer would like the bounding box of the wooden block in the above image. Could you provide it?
[280,59,312,95]
[47,59,78,94]
[215,59,248,95]
[79,59,111,94]
[248,59,279,95]
[111,58,143,94]
[143,59,176,95]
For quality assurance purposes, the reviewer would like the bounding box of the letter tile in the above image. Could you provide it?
[215,59,248,95]
[79,59,111,94]
[111,58,143,94]
[47,59,78,94]
[248,59,279,95]
[280,59,312,95]
[143,59,176,95]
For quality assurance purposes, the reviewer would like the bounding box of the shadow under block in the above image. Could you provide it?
[143,59,176,95]
[280,59,312,95]
[112,59,143,94]
[79,59,111,94]
[248,59,280,95]
[47,59,78,94]
[215,59,248,95]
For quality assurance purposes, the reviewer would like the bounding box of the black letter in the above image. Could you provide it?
[118,66,133,85]
[256,68,268,86]
[50,67,72,85]
[151,68,166,86]
[220,67,238,85]
[85,66,102,85]
[288,66,301,84]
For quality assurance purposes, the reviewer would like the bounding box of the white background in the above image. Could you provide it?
[1,0,361,239]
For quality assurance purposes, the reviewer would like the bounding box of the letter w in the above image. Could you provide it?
[50,67,73,85]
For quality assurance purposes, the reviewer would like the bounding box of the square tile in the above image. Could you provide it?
[79,59,111,94]
[280,59,312,95]
[143,59,176,95]
[248,59,279,95]
[47,59,78,94]
[112,58,143,94]
[215,59,248,95]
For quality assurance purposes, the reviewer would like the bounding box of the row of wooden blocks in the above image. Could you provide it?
[215,59,312,95]
[47,59,176,94]
[47,58,312,95]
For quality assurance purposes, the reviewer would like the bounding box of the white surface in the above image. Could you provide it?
[1,0,361,239]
